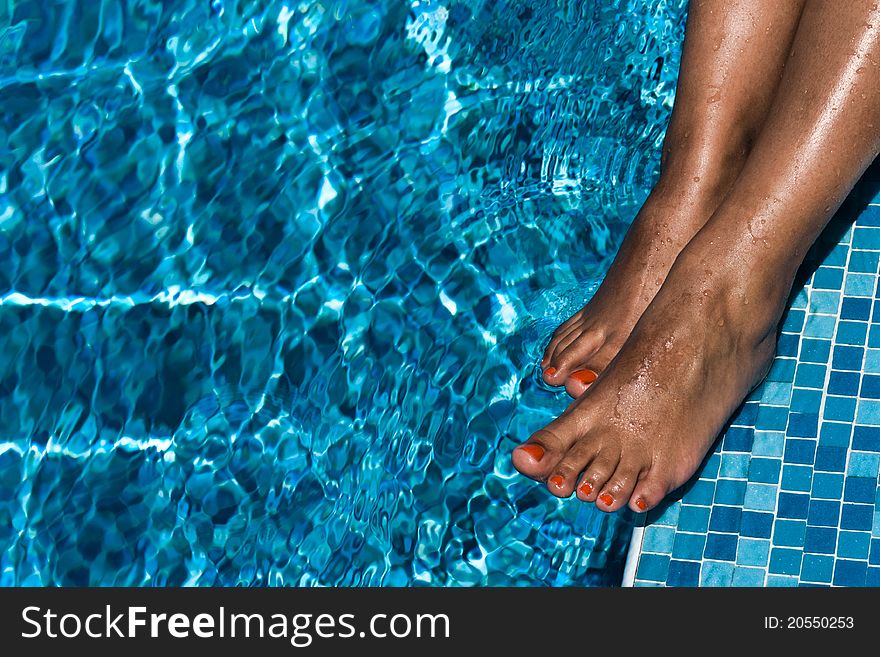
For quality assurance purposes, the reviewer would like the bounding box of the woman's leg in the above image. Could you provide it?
[517,0,880,512]
[541,0,806,399]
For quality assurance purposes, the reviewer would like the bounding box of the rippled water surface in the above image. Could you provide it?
[1,0,686,585]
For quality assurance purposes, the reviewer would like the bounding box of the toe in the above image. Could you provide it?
[544,439,597,498]
[541,313,583,366]
[629,472,671,513]
[551,331,604,380]
[564,367,599,398]
[512,410,588,481]
[595,458,643,513]
[575,446,620,503]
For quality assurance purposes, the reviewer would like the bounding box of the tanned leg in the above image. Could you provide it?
[519,0,880,511]
[541,0,806,400]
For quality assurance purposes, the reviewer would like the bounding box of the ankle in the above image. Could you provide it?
[673,234,793,343]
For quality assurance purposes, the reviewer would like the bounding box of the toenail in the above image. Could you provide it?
[635,498,647,511]
[599,493,614,506]
[544,367,557,377]
[518,444,545,461]
[571,369,598,385]
[549,475,565,488]
[578,481,593,496]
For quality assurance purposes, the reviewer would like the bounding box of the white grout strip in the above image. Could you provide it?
[621,520,646,586]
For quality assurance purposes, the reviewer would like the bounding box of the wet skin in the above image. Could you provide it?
[516,0,880,513]
[541,0,805,397]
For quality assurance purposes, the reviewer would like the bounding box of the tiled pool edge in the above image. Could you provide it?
[623,168,880,587]
[622,520,645,586]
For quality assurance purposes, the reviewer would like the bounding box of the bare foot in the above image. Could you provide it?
[518,227,787,512]
[541,178,728,398]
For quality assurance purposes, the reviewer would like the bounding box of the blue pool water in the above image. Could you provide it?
[1,0,686,586]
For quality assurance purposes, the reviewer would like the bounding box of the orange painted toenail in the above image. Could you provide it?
[599,493,614,506]
[635,498,647,511]
[549,475,565,488]
[545,367,557,376]
[518,444,544,461]
[571,369,598,385]
[579,482,593,496]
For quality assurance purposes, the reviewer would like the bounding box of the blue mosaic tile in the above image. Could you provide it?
[630,193,880,587]
[824,396,856,422]
[870,539,880,565]
[769,548,803,576]
[755,406,789,431]
[748,458,782,484]
[837,531,871,559]
[723,427,755,452]
[840,503,873,531]
[672,532,706,561]
[864,349,880,373]
[642,526,675,553]
[719,453,750,478]
[777,334,800,357]
[842,297,872,320]
[795,363,827,389]
[781,465,813,491]
[709,506,742,533]
[833,559,868,586]
[740,511,774,539]
[635,554,670,582]
[767,358,797,383]
[848,451,880,477]
[736,538,770,568]
[819,421,852,447]
[856,401,880,426]
[801,554,834,583]
[844,477,877,503]
[804,526,837,555]
[833,346,865,371]
[852,426,880,451]
[700,561,734,587]
[791,388,823,411]
[807,500,841,527]
[850,250,880,273]
[811,472,845,499]
[667,560,701,587]
[714,479,747,506]
[815,446,848,472]
[800,340,832,365]
[828,371,860,396]
[704,533,737,561]
[732,567,766,587]
[846,273,876,297]
[783,439,817,464]
[777,492,810,519]
[744,483,778,511]
[837,321,868,346]
[683,480,716,506]
[678,505,711,533]
[813,267,845,290]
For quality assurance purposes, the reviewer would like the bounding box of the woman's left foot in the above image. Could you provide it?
[513,228,790,512]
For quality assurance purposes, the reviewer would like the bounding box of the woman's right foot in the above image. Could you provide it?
[542,172,735,398]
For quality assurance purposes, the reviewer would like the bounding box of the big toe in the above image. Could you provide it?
[512,412,587,481]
